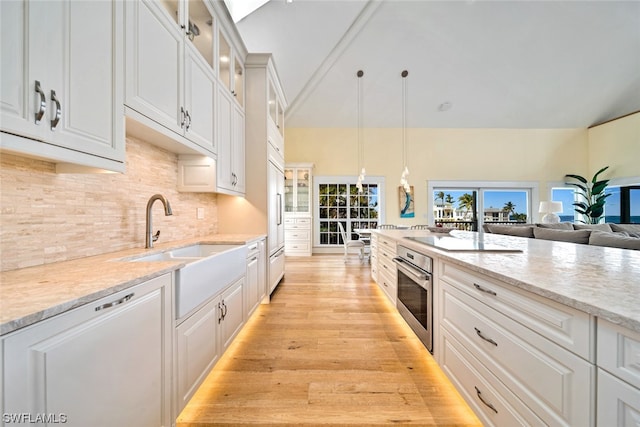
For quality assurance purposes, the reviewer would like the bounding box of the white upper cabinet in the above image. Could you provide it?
[0,0,124,172]
[215,22,246,196]
[125,0,216,155]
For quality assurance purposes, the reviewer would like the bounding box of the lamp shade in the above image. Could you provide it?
[539,201,563,213]
[539,201,563,224]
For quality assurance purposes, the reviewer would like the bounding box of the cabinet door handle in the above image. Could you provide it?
[34,80,46,124]
[474,327,498,346]
[50,90,61,130]
[218,302,223,323]
[473,283,497,296]
[180,106,186,128]
[185,110,191,131]
[474,386,498,414]
[95,293,134,312]
[221,300,227,319]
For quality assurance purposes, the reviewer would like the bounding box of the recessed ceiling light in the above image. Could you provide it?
[438,102,452,112]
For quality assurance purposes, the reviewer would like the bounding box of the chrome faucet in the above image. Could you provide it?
[146,194,173,248]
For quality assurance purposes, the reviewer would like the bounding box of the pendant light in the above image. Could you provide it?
[356,70,366,193]
[399,70,410,193]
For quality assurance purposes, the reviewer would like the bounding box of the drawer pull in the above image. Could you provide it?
[474,386,498,414]
[95,293,134,312]
[34,80,46,124]
[474,327,498,346]
[474,283,497,296]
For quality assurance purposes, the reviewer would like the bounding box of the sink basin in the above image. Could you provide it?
[131,252,199,262]
[170,244,241,258]
[127,243,248,319]
[130,244,241,262]
[175,245,247,319]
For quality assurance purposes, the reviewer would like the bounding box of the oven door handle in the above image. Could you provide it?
[393,257,430,282]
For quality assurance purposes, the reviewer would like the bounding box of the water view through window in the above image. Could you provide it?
[553,185,640,223]
[433,188,530,230]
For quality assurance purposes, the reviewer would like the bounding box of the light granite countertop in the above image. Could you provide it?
[0,234,265,336]
[375,229,640,333]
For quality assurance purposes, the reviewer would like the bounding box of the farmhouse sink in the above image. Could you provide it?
[130,244,248,319]
[131,244,240,262]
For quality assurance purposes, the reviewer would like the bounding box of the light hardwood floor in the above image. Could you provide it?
[177,255,481,426]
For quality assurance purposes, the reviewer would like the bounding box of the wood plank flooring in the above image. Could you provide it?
[177,255,481,426]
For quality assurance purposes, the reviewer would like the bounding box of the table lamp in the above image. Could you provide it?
[539,201,563,224]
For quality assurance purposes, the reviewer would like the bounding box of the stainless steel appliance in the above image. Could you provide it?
[394,245,433,352]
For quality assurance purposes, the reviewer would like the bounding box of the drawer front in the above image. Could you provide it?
[295,218,311,226]
[441,262,594,360]
[596,368,640,427]
[285,229,310,240]
[442,330,546,427]
[441,281,594,426]
[285,241,310,252]
[597,319,640,389]
[378,267,397,304]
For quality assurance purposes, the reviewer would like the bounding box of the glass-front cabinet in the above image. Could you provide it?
[284,165,313,214]
[284,163,314,256]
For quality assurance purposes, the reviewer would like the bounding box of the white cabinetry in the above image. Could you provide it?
[285,218,312,256]
[2,274,172,427]
[246,239,266,317]
[215,24,246,196]
[216,89,245,195]
[218,54,286,297]
[218,278,244,352]
[124,0,216,155]
[438,262,595,427]
[370,233,379,282]
[175,296,220,413]
[284,164,313,256]
[376,235,397,303]
[0,0,124,172]
[596,319,640,426]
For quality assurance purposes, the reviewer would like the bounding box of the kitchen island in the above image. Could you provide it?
[371,228,640,427]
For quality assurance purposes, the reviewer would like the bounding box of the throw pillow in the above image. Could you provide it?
[485,225,534,238]
[610,224,640,234]
[535,223,574,230]
[589,230,640,250]
[573,223,613,232]
[533,228,591,244]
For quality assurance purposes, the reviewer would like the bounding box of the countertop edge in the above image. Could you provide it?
[0,234,266,336]
[376,229,640,334]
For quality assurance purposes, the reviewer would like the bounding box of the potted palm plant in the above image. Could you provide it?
[565,166,611,224]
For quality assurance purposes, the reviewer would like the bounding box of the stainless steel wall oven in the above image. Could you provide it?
[394,245,433,352]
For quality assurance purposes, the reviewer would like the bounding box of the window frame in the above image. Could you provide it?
[313,175,386,250]
[427,180,539,229]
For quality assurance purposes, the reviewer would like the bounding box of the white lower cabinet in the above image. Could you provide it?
[175,297,220,413]
[376,236,397,304]
[438,261,595,427]
[219,278,244,352]
[596,319,640,426]
[2,274,172,427]
[245,239,266,317]
[597,368,640,426]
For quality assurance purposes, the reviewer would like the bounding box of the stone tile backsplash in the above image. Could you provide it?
[0,137,218,271]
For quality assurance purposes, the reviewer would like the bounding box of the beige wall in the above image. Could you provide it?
[0,138,218,271]
[587,112,640,179]
[286,127,588,224]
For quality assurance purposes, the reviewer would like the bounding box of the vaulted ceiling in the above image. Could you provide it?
[233,0,640,129]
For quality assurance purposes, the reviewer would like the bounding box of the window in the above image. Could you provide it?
[429,181,538,230]
[552,184,640,224]
[315,177,384,247]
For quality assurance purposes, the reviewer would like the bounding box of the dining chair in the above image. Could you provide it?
[377,224,397,229]
[338,222,365,263]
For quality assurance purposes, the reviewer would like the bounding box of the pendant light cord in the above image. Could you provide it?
[402,70,408,170]
[357,70,364,171]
